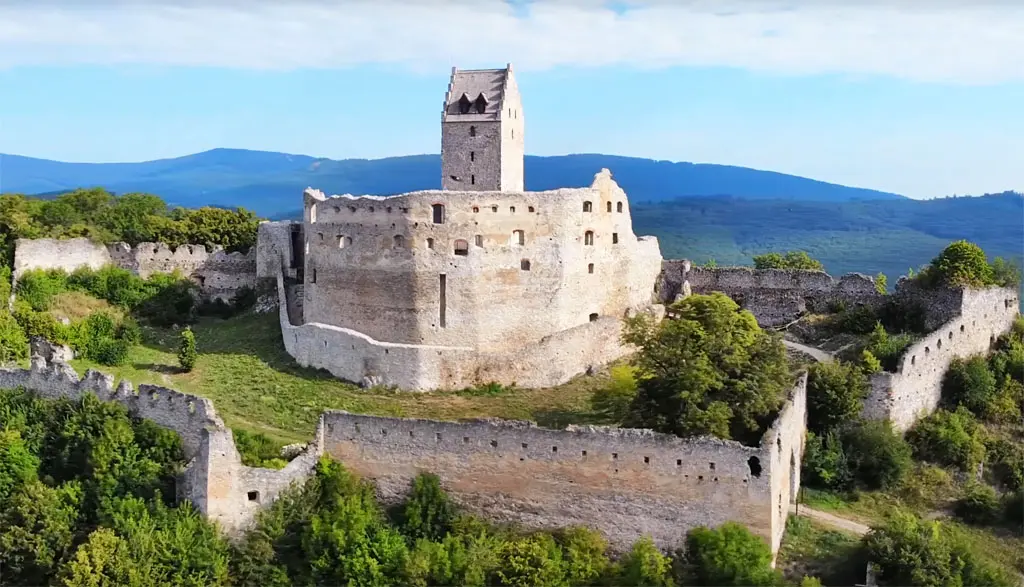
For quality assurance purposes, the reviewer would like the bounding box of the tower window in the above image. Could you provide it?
[475,235,483,247]
[471,175,475,185]
[470,151,475,162]
[454,239,469,256]
[617,202,624,213]
[589,313,599,322]
[432,203,445,224]
[512,230,525,246]
[583,201,592,212]
[588,263,594,274]
[458,93,472,114]
[393,235,404,248]
[584,231,594,246]
[510,206,516,213]
[612,233,619,244]
[606,202,612,212]
[475,93,487,114]
[521,259,531,271]
[337,236,346,248]
[427,238,435,249]
[469,126,477,137]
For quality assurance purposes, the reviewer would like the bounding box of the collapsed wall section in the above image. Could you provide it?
[863,286,1020,432]
[659,262,882,326]
[319,374,807,557]
[13,237,256,302]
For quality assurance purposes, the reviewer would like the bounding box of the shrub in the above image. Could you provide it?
[985,437,1024,491]
[917,240,994,288]
[989,338,1024,385]
[832,305,878,335]
[1004,490,1023,530]
[90,338,130,366]
[859,350,882,374]
[683,521,782,586]
[842,420,912,490]
[0,311,29,365]
[752,251,824,271]
[895,465,956,511]
[178,328,197,372]
[231,429,285,469]
[907,407,987,472]
[866,323,915,372]
[874,273,887,295]
[990,256,1022,288]
[806,361,867,435]
[612,536,674,587]
[984,377,1023,424]
[230,286,257,314]
[136,273,196,326]
[943,356,998,416]
[400,473,456,542]
[15,269,68,311]
[876,299,928,334]
[954,482,1002,525]
[114,317,142,346]
[802,431,852,491]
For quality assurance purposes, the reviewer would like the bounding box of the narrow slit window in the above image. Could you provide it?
[606,201,612,212]
[521,259,531,271]
[584,231,594,246]
[588,263,594,274]
[475,235,483,247]
[432,203,445,224]
[470,151,475,162]
[617,202,624,212]
[583,201,593,212]
[612,233,619,244]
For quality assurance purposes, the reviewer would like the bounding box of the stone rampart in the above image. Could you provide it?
[319,373,807,558]
[276,272,662,390]
[13,238,256,302]
[659,262,882,327]
[863,286,1020,432]
[0,356,321,536]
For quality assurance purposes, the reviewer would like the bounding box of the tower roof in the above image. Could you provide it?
[442,65,512,122]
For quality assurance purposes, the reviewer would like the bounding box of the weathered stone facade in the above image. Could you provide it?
[441,65,524,192]
[13,238,256,302]
[659,262,883,327]
[863,284,1020,432]
[311,372,806,557]
[266,167,664,391]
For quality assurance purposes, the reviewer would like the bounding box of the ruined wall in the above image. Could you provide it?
[277,271,663,390]
[300,169,661,353]
[863,286,1020,432]
[0,356,321,536]
[13,238,256,301]
[659,262,883,327]
[320,374,806,557]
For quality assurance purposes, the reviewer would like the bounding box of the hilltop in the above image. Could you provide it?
[0,149,903,217]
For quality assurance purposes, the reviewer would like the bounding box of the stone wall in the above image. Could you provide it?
[659,262,882,327]
[0,356,321,536]
[319,373,807,558]
[276,271,662,391]
[863,286,1020,432]
[13,237,256,302]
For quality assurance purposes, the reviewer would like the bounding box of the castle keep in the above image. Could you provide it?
[256,64,664,391]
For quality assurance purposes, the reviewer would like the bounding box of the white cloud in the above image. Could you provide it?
[0,0,1022,84]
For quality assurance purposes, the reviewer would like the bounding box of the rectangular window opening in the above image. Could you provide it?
[439,274,447,328]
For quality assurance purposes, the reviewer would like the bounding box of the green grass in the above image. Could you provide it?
[69,312,613,444]
[776,515,865,586]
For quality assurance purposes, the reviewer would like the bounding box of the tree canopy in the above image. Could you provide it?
[752,251,825,272]
[622,293,792,444]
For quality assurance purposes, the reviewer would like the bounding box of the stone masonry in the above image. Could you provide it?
[13,237,256,302]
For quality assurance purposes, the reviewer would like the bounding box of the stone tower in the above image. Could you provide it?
[441,64,524,192]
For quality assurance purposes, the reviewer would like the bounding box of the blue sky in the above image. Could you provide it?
[1,0,1022,199]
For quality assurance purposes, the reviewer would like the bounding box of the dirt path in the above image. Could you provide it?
[789,504,871,536]
[782,339,834,364]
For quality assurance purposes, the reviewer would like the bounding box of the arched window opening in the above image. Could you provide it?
[747,456,762,478]
[584,231,594,246]
[393,235,405,248]
[345,236,353,247]
[617,202,624,213]
[612,233,619,244]
[337,236,346,248]
[521,259,531,271]
[491,205,498,213]
[426,238,435,250]
[512,230,525,246]
[469,125,477,137]
[583,201,593,212]
[606,201,612,212]
[458,93,472,114]
[474,235,483,247]
[454,239,469,256]
[472,206,479,213]
[588,263,594,274]
[528,206,535,213]
[474,93,488,114]
[432,203,445,224]
[589,313,599,322]
[510,206,516,213]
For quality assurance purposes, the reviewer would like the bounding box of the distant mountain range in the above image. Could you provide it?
[0,148,903,217]
[1,149,1020,290]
